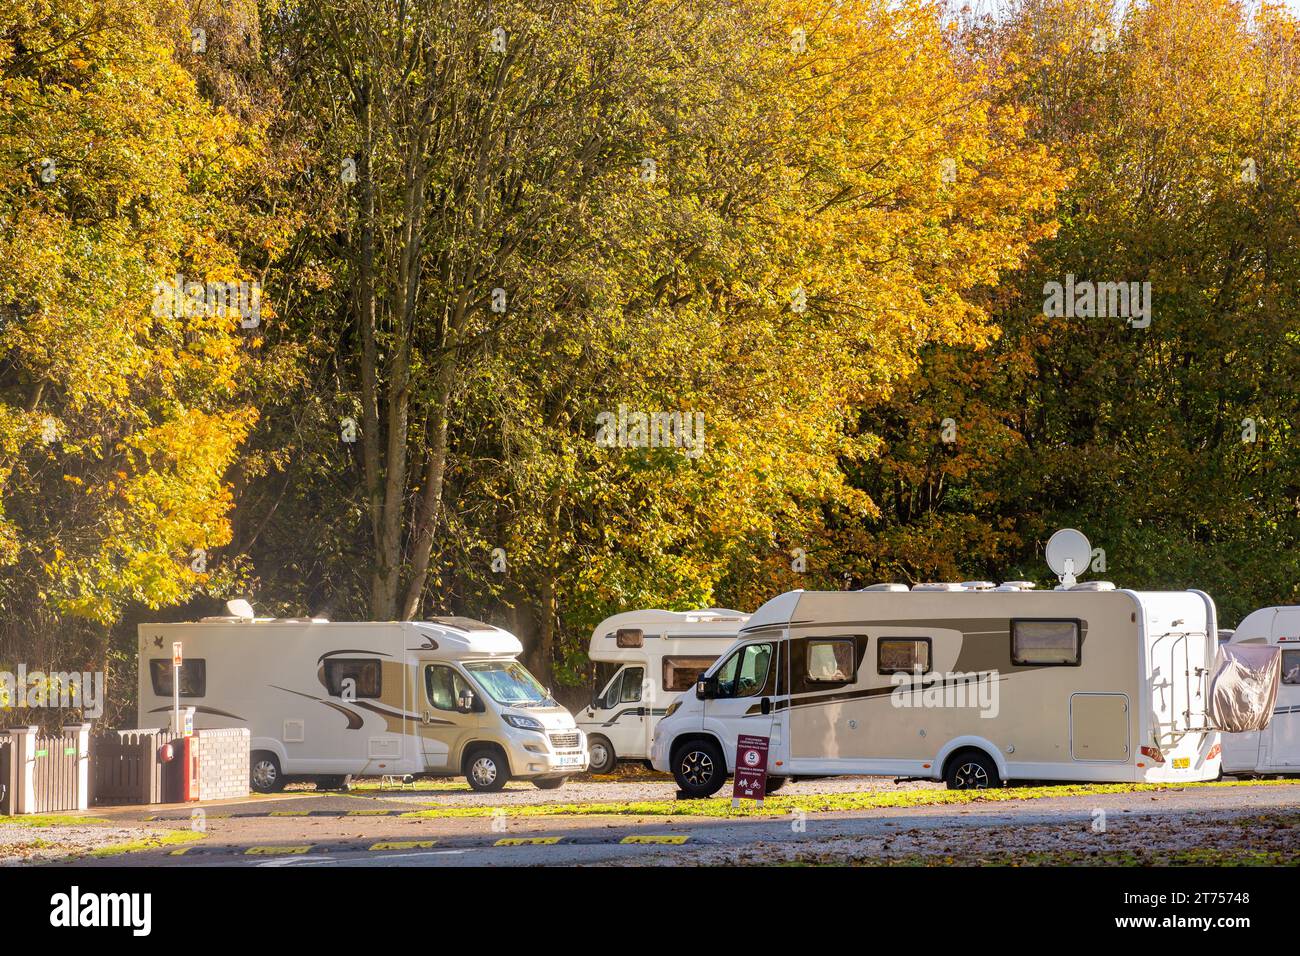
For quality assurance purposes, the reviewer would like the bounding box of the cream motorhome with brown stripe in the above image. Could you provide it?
[650,584,1223,794]
[138,606,586,793]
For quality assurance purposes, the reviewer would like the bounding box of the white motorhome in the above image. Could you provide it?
[1220,606,1300,776]
[577,608,747,773]
[651,582,1227,795]
[138,603,587,793]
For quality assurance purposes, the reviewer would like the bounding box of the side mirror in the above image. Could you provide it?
[696,677,716,700]
[457,688,476,713]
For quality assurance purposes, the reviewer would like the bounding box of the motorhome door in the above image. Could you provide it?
[703,640,779,770]
[595,665,649,760]
[419,663,482,770]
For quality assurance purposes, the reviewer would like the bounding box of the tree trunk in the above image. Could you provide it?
[399,356,456,619]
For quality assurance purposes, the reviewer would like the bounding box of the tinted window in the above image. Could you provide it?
[878,639,932,674]
[1282,649,1300,685]
[807,639,855,682]
[149,659,206,697]
[663,656,717,692]
[1012,620,1080,666]
[324,658,382,698]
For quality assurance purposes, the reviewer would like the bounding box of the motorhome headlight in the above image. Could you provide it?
[504,714,545,732]
[664,698,682,720]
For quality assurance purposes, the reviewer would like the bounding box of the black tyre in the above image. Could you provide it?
[464,747,510,793]
[315,774,352,791]
[587,734,617,775]
[672,738,727,798]
[250,752,286,793]
[764,776,788,795]
[533,777,566,790]
[944,750,1001,790]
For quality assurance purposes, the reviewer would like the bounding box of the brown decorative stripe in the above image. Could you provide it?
[147,704,246,721]
[270,684,365,730]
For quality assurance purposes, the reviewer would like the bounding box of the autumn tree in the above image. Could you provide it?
[849,0,1300,625]
[0,0,288,716]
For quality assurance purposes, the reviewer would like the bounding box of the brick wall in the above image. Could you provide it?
[195,728,249,801]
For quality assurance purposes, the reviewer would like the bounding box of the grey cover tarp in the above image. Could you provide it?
[1208,644,1281,733]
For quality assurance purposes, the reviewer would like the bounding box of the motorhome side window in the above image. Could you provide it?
[425,665,474,711]
[619,666,644,703]
[807,639,855,682]
[599,670,623,707]
[715,643,773,698]
[877,638,932,675]
[1282,650,1300,685]
[149,659,206,697]
[323,658,382,698]
[663,656,717,692]
[1011,620,1081,666]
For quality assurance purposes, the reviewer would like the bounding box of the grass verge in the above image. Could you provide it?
[0,814,109,828]
[397,777,1300,819]
[88,830,206,858]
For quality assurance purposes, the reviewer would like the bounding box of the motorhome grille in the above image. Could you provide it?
[549,733,580,750]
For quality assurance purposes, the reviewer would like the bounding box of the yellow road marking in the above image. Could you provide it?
[369,840,437,851]
[244,845,313,856]
[345,810,391,816]
[620,835,688,845]
[168,847,194,855]
[494,836,561,846]
[270,810,309,816]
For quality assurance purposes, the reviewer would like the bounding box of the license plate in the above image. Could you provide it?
[559,755,583,766]
[1173,757,1190,769]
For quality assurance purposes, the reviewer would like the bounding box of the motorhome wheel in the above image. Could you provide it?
[315,774,352,791]
[587,734,616,774]
[944,751,1001,790]
[250,752,285,793]
[672,739,726,798]
[533,777,567,790]
[764,776,787,795]
[465,747,510,792]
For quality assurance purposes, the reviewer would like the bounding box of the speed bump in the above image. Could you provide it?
[369,840,437,851]
[244,845,313,856]
[494,836,562,846]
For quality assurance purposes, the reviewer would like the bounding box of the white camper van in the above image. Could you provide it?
[651,582,1227,796]
[577,609,747,773]
[138,603,587,793]
[1220,606,1300,775]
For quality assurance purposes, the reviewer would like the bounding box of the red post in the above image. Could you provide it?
[181,736,199,802]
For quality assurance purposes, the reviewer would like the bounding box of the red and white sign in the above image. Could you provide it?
[172,641,184,667]
[731,734,770,805]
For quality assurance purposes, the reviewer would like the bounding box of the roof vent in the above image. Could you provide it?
[1000,581,1036,590]
[912,583,965,592]
[1069,581,1115,591]
[860,583,909,592]
[961,581,996,591]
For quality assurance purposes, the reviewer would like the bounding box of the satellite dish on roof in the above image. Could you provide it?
[226,598,255,620]
[1045,529,1091,588]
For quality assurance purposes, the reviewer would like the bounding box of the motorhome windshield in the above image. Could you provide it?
[464,660,551,706]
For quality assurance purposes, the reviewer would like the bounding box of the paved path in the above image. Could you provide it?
[65,779,1300,867]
